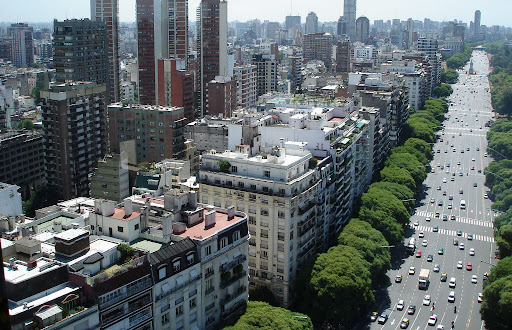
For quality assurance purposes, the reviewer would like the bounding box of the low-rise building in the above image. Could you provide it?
[90,153,130,202]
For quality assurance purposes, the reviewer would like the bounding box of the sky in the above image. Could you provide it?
[0,0,511,27]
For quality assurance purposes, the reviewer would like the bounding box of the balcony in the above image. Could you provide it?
[220,286,247,305]
[221,271,247,289]
[155,273,201,302]
[220,255,247,273]
[99,276,152,309]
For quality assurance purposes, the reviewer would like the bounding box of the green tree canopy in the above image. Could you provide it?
[369,181,415,211]
[433,83,454,97]
[440,68,459,84]
[23,185,60,217]
[480,274,512,329]
[385,152,427,186]
[248,286,278,307]
[15,119,34,130]
[225,301,313,330]
[380,166,417,192]
[404,138,434,161]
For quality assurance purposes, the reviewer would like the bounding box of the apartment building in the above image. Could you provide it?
[10,23,33,68]
[157,59,194,123]
[233,64,257,108]
[90,153,130,202]
[251,54,278,97]
[108,103,187,163]
[41,82,108,200]
[207,76,237,118]
[303,33,333,69]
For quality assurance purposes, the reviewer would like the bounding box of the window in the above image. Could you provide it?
[238,182,244,188]
[250,184,257,190]
[231,166,238,173]
[162,313,169,325]
[205,245,212,256]
[173,260,181,272]
[278,211,285,219]
[220,237,228,249]
[205,265,213,277]
[248,216,256,225]
[91,225,94,230]
[101,183,108,188]
[158,266,166,280]
[98,226,102,232]
[264,170,270,178]
[135,224,139,230]
[261,250,268,259]
[205,278,213,292]
[187,254,194,265]
[278,232,285,241]
[249,238,256,246]
[233,231,241,241]
[189,298,196,308]
[117,226,123,232]
[176,305,183,316]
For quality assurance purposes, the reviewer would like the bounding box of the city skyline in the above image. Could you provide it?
[1,0,511,27]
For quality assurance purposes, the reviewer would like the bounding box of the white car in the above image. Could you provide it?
[437,326,445,330]
[457,261,463,269]
[419,231,425,238]
[422,240,428,247]
[478,293,483,303]
[470,248,475,256]
[472,275,478,283]
[459,243,465,250]
[409,266,416,275]
[414,221,419,226]
[426,217,431,222]
[484,194,489,199]
[423,295,431,306]
[428,314,437,326]
[443,178,447,183]
[397,299,405,311]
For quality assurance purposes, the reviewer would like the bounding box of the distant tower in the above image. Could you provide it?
[305,12,318,34]
[355,16,369,43]
[406,18,414,49]
[343,0,356,40]
[474,10,481,37]
[10,23,34,68]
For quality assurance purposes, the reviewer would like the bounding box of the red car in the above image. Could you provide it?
[467,262,473,271]
[471,166,475,170]
[416,250,422,258]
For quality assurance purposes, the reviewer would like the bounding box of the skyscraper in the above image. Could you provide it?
[285,15,301,31]
[136,0,189,106]
[343,0,356,41]
[53,19,108,88]
[91,0,121,103]
[305,12,318,35]
[355,16,369,43]
[10,23,33,68]
[197,0,228,117]
[474,10,481,37]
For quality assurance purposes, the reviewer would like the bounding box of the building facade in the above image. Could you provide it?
[10,23,33,68]
[303,33,333,69]
[157,58,194,123]
[90,153,130,202]
[251,54,278,97]
[233,64,257,109]
[207,76,237,118]
[355,16,370,44]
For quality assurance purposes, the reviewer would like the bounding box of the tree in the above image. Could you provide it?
[404,138,434,161]
[306,245,373,324]
[440,68,459,84]
[433,83,454,97]
[380,166,417,192]
[338,219,391,283]
[15,119,34,130]
[486,257,512,284]
[248,286,279,307]
[480,274,512,329]
[385,152,427,186]
[391,145,428,166]
[362,187,410,226]
[138,162,151,170]
[31,86,41,104]
[225,301,313,330]
[23,185,60,217]
[370,181,415,211]
[218,160,231,173]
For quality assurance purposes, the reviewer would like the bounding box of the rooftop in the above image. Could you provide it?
[176,209,246,241]
[3,257,65,284]
[55,228,88,241]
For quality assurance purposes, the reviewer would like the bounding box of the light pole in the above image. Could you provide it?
[487,147,508,160]
[484,170,506,181]
[480,260,496,267]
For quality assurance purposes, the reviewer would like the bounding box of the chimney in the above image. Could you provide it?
[123,198,133,217]
[280,138,285,148]
[227,206,235,220]
[53,220,62,233]
[190,191,197,208]
[204,210,216,229]
[161,212,173,236]
[172,222,187,235]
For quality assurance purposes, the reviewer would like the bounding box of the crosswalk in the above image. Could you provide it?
[413,225,495,243]
[414,210,494,228]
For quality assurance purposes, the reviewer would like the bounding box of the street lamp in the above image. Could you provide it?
[487,147,508,160]
[480,260,496,267]
[484,170,506,181]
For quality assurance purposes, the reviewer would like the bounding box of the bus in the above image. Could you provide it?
[406,237,416,254]
[460,200,466,210]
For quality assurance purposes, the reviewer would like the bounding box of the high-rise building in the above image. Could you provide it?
[417,37,441,92]
[208,76,236,118]
[53,19,109,90]
[10,23,33,68]
[157,58,194,123]
[285,16,301,31]
[197,0,228,117]
[406,18,414,50]
[355,16,369,43]
[305,12,318,35]
[474,10,481,37]
[136,0,189,106]
[89,153,129,201]
[41,82,108,200]
[336,39,351,73]
[108,103,186,163]
[233,64,257,108]
[91,0,121,103]
[251,54,278,96]
[303,33,333,69]
[343,0,356,40]
[337,16,347,36]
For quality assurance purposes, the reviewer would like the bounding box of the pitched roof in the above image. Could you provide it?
[83,252,104,264]
[149,237,196,265]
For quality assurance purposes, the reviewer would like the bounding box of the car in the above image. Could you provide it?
[459,243,465,250]
[470,248,475,256]
[460,188,464,193]
[414,221,419,226]
[423,295,431,306]
[426,216,431,222]
[451,177,455,182]
[452,172,456,176]
[438,248,444,255]
[409,266,416,275]
[416,250,422,258]
[443,190,447,195]
[419,231,425,238]
[472,275,478,283]
[477,148,480,151]
[437,326,445,330]
[449,195,454,200]
[430,198,435,203]
[438,200,443,206]
[427,254,433,262]
[395,274,403,283]
[474,182,478,187]
[484,152,488,157]
[407,304,416,315]
[451,214,456,220]
[434,264,440,272]
[457,230,462,236]
[483,272,490,280]
[422,240,428,247]
[459,172,463,177]
[447,203,452,209]
[457,161,461,165]
[467,262,473,270]
[400,318,410,329]
[472,157,476,162]
[453,238,459,245]
[443,214,448,220]
[467,147,470,151]
[437,149,441,153]
[457,261,463,269]
[397,300,405,311]
[440,273,448,282]
[443,178,447,183]
[484,194,489,199]
[370,311,379,322]
[377,312,389,324]
[468,234,473,240]
[428,314,437,326]
[461,150,464,153]
[471,166,475,170]
[433,226,439,232]
[448,291,456,303]
[435,211,440,218]
[437,186,442,190]
[478,293,483,303]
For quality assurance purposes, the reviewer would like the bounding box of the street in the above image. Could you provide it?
[370,50,496,330]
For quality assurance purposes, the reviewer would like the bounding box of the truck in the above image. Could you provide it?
[418,269,430,290]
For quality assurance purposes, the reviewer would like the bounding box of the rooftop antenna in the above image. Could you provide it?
[290,0,293,15]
